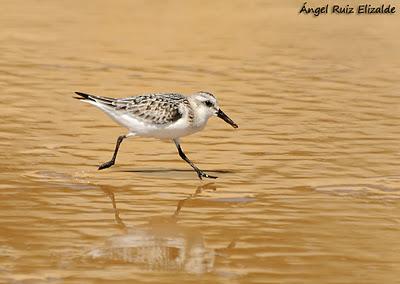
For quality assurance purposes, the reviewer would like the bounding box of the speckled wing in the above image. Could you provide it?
[114,93,188,125]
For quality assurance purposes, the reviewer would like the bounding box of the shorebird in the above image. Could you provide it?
[74,91,238,179]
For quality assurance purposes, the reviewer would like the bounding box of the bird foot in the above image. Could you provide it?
[197,171,218,180]
[98,160,115,170]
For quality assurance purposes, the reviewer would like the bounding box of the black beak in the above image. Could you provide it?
[217,109,238,128]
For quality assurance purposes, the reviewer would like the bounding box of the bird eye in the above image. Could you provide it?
[204,100,213,107]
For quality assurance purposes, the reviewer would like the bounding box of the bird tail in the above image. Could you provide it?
[74,92,115,106]
[74,91,133,130]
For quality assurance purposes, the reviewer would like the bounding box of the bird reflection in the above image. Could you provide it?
[94,183,235,274]
[102,182,217,229]
[103,187,127,232]
[173,182,216,217]
[26,170,237,274]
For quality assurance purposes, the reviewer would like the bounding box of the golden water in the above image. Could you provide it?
[1,1,400,283]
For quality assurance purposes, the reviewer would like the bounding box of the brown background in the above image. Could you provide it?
[1,1,399,283]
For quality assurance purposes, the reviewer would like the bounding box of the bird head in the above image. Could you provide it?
[191,91,238,128]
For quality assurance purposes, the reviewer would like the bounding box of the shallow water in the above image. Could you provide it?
[1,1,400,283]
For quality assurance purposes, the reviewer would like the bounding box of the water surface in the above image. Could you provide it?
[1,1,400,283]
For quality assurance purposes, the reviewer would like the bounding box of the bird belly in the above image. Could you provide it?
[87,101,205,139]
[114,113,200,139]
[138,119,201,139]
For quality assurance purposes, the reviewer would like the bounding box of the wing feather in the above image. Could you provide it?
[114,93,187,125]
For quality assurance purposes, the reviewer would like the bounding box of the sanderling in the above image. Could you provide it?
[74,91,238,179]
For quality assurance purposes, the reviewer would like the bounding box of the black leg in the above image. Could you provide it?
[173,139,217,180]
[98,135,126,170]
